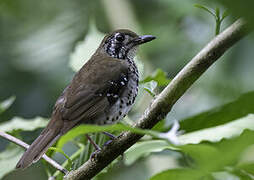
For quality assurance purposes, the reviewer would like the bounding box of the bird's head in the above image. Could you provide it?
[99,29,156,60]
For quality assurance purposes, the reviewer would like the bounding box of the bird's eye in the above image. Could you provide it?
[115,34,125,42]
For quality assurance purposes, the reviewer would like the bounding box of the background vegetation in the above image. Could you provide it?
[0,0,254,179]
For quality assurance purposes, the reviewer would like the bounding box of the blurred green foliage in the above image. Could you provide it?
[154,129,254,180]
[180,92,254,133]
[0,96,15,115]
[140,69,171,86]
[1,0,254,180]
[0,145,24,179]
[0,116,47,133]
[194,4,229,35]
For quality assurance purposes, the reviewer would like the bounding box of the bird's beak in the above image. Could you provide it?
[132,35,156,45]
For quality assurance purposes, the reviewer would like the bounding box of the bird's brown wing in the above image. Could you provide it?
[16,56,129,169]
[59,56,129,127]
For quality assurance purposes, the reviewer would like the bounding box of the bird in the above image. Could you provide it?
[16,29,156,169]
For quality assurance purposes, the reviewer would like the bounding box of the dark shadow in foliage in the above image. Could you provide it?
[217,0,254,29]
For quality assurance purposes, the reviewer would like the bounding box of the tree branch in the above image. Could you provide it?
[0,131,68,175]
[65,19,248,180]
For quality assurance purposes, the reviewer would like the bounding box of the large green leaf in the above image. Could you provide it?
[0,116,48,132]
[56,124,161,148]
[180,92,254,133]
[0,145,23,179]
[183,130,254,171]
[150,168,205,180]
[237,163,254,177]
[180,144,220,171]
[124,114,254,166]
[124,140,176,165]
[151,130,254,180]
[179,114,254,144]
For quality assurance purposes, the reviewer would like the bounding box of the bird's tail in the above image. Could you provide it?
[16,121,62,169]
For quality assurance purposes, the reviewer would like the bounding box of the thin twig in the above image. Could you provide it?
[64,19,248,180]
[0,131,68,175]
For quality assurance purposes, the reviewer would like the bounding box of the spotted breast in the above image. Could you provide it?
[100,58,139,125]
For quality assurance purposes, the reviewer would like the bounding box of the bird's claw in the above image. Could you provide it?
[90,148,101,160]
[102,140,113,147]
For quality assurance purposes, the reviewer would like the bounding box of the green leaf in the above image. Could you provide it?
[181,130,254,172]
[143,80,158,97]
[214,7,222,35]
[212,171,241,180]
[123,115,254,170]
[0,116,48,132]
[180,92,254,133]
[180,144,220,171]
[69,23,105,72]
[0,145,23,179]
[124,140,176,165]
[194,4,216,18]
[152,119,167,132]
[237,163,254,176]
[150,168,204,180]
[215,7,220,20]
[230,167,253,180]
[0,96,15,114]
[179,114,254,144]
[221,10,229,21]
[140,69,171,86]
[194,4,226,35]
[152,130,254,180]
[56,124,161,148]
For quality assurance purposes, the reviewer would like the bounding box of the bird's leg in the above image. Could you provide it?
[85,134,101,151]
[102,132,117,147]
[86,133,124,160]
[103,132,117,139]
[102,132,124,159]
[86,134,102,160]
[103,132,124,159]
